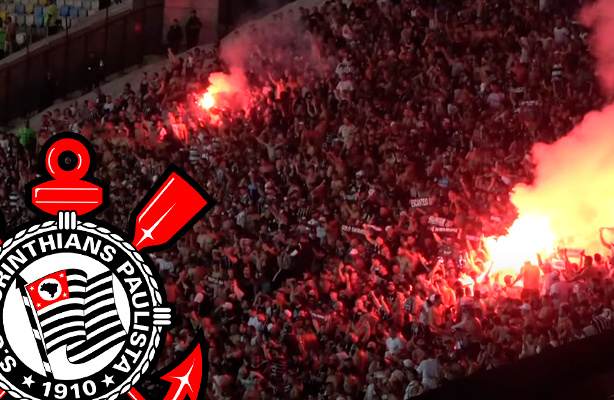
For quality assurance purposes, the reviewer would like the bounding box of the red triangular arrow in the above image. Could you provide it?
[159,343,204,400]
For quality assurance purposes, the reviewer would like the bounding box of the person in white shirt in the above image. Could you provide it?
[404,380,423,399]
[102,95,114,113]
[416,351,441,390]
[486,84,505,109]
[549,271,569,307]
[338,117,357,142]
[385,326,407,355]
[247,310,264,333]
[155,252,174,274]
[335,58,351,78]
[540,262,556,296]
[553,18,569,45]
[335,73,355,102]
[235,204,247,228]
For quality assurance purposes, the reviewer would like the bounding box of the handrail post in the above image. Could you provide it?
[102,4,108,77]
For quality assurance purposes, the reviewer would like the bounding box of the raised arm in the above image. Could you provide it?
[600,228,613,250]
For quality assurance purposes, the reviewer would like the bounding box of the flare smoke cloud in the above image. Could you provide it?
[580,1,614,95]
[508,0,614,252]
[205,8,318,108]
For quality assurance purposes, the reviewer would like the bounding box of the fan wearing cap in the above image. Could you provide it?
[519,302,537,329]
[548,271,569,307]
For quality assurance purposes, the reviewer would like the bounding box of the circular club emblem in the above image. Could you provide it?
[0,220,168,400]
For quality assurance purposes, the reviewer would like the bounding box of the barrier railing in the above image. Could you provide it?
[0,0,163,124]
[416,328,614,400]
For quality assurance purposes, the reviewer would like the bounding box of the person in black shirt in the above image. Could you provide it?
[167,19,183,55]
[40,71,56,111]
[84,53,102,92]
[184,10,203,49]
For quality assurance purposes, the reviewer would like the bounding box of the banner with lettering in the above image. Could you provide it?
[410,197,434,208]
[342,225,367,235]
[341,224,382,236]
[431,226,459,233]
[310,311,330,324]
[428,216,454,228]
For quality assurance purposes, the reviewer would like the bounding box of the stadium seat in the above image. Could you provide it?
[25,3,34,13]
[38,0,47,5]
[0,11,6,22]
[59,4,68,16]
[65,0,73,6]
[0,4,6,12]
[69,6,77,18]
[16,14,25,25]
[60,16,69,29]
[56,0,64,6]
[25,13,33,25]
[34,5,42,15]
[73,0,81,8]
[6,4,15,14]
[90,0,97,10]
[8,13,16,24]
[15,3,25,14]
[77,7,86,17]
[34,13,42,26]
[81,0,90,10]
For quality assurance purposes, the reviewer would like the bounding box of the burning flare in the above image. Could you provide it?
[483,0,614,276]
[485,102,614,275]
[194,68,249,125]
[198,92,215,110]
[485,215,556,276]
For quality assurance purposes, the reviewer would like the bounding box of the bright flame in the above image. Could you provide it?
[194,69,250,126]
[199,92,215,110]
[485,215,556,277]
[482,0,614,279]
[482,101,614,275]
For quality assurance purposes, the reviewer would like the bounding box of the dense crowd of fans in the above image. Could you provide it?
[6,0,614,399]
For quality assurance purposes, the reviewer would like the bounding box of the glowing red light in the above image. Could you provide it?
[198,92,215,110]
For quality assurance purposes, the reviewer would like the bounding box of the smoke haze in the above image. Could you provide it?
[505,0,614,253]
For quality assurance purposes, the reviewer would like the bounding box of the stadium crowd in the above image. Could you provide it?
[7,0,614,399]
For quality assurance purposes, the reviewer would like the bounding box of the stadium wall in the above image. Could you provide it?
[0,0,164,124]
[416,329,614,400]
[162,0,218,47]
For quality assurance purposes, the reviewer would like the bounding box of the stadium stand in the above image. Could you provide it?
[0,0,110,58]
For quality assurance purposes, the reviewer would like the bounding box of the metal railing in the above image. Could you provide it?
[0,0,163,124]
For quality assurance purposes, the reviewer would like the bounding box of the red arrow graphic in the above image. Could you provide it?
[128,331,208,400]
[158,343,204,400]
[128,164,216,254]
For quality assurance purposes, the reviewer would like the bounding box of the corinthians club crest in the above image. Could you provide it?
[0,132,215,400]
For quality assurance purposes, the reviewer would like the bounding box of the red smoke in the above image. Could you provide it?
[195,68,249,124]
[486,0,614,273]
